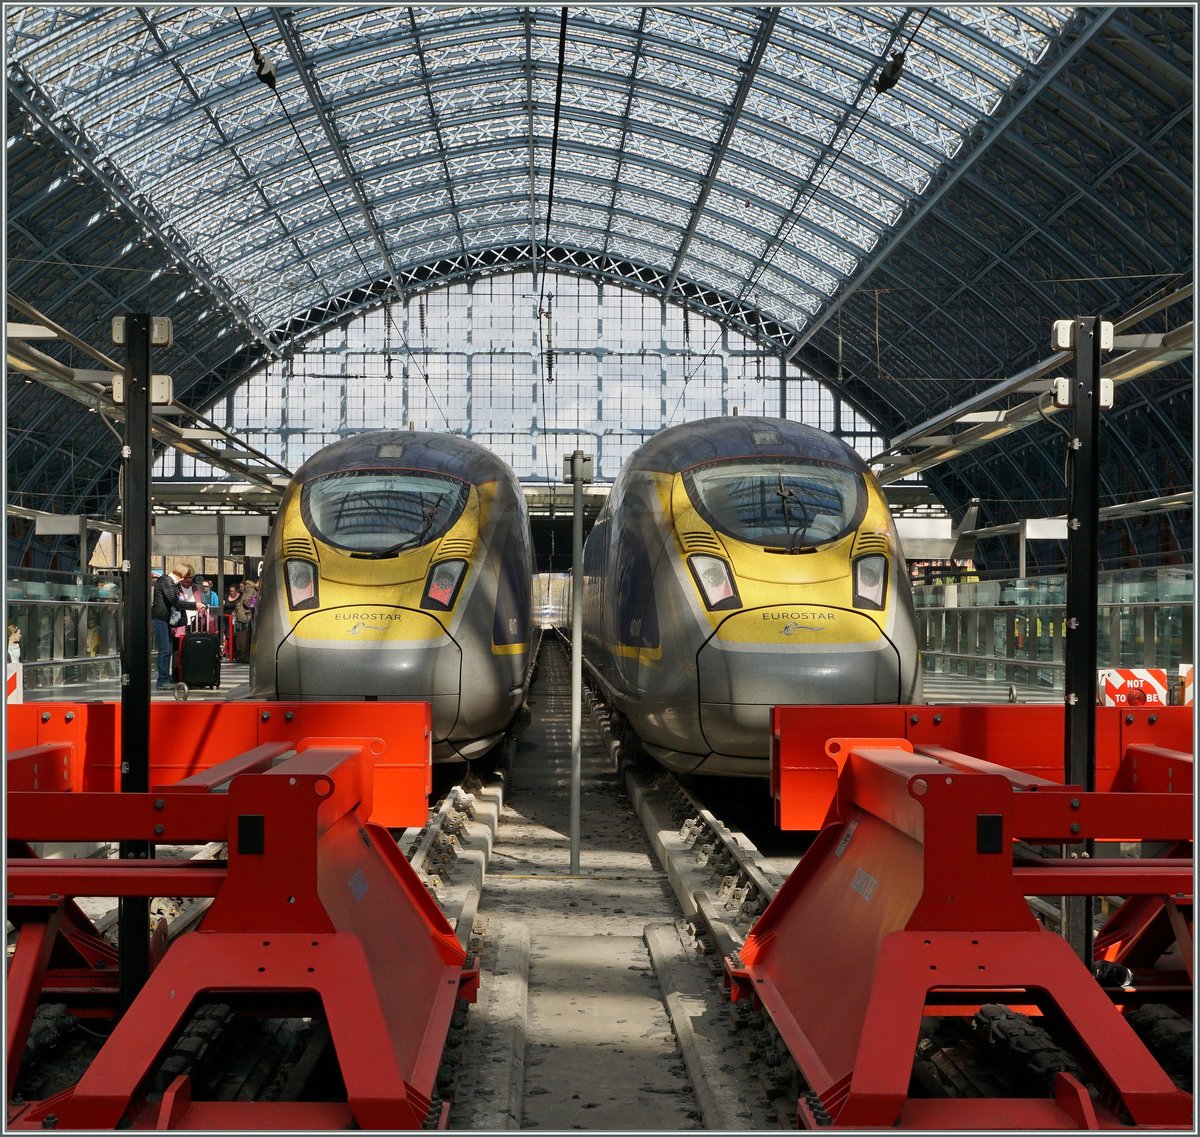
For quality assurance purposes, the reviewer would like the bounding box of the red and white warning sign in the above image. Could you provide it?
[6,661,23,705]
[1180,664,1194,707]
[1099,668,1168,707]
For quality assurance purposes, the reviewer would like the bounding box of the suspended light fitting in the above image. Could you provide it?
[873,50,905,94]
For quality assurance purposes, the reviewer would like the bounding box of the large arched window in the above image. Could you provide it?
[156,271,887,484]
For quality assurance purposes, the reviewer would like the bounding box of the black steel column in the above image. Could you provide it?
[118,314,154,1011]
[1062,315,1102,969]
[779,351,787,418]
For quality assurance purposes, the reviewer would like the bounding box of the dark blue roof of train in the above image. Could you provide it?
[625,417,870,477]
[294,431,516,487]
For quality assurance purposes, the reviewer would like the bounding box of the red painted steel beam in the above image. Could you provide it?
[1110,744,1193,793]
[7,860,226,898]
[7,791,231,844]
[1013,859,1193,896]
[912,743,1067,789]
[771,703,1194,831]
[6,743,74,791]
[4,702,434,827]
[166,742,293,791]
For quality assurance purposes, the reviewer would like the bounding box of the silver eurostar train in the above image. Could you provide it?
[581,416,921,776]
[251,430,534,762]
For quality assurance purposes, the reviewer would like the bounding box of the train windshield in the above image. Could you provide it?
[300,471,468,556]
[683,460,865,549]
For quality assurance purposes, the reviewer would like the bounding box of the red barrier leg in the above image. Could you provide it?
[41,933,442,1129]
[6,910,62,1100]
[836,931,1190,1128]
[732,732,1194,1130]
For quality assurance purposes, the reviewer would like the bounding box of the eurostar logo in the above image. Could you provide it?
[782,622,823,635]
[350,622,382,635]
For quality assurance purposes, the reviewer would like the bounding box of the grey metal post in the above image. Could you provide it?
[569,450,585,875]
[118,314,153,1011]
[78,514,90,585]
[1062,315,1102,970]
[216,515,226,638]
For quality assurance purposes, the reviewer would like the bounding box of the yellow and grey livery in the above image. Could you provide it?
[581,416,921,776]
[251,430,534,762]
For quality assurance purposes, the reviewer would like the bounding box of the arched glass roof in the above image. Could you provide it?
[7,5,1072,341]
[5,5,1193,574]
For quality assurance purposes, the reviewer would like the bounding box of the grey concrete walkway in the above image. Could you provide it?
[458,640,701,1130]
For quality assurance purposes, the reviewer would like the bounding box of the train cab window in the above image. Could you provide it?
[301,471,468,557]
[683,460,865,551]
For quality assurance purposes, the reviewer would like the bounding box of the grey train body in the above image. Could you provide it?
[582,416,922,777]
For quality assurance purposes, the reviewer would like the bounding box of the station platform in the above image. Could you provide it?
[13,663,1057,706]
[14,662,251,703]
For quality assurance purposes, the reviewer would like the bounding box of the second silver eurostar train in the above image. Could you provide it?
[251,431,533,761]
[581,416,921,776]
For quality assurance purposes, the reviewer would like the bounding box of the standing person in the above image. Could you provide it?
[222,582,241,660]
[198,578,219,610]
[232,576,258,664]
[235,575,259,626]
[151,563,196,689]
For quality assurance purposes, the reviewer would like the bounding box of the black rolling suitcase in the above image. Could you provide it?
[179,631,221,689]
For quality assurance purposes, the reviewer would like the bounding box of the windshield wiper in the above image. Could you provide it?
[775,474,812,553]
[365,504,439,559]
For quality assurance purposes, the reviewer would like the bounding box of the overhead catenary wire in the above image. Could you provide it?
[233,8,450,430]
[740,9,930,309]
[673,9,932,399]
[534,8,570,497]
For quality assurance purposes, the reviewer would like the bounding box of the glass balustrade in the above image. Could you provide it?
[914,566,1194,698]
[7,571,124,691]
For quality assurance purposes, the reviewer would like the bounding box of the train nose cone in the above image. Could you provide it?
[696,605,904,757]
[273,607,461,722]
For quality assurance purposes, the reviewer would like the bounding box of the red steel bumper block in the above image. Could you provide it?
[731,705,1193,1129]
[6,702,476,1130]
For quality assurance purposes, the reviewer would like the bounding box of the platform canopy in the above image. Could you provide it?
[5,5,1193,571]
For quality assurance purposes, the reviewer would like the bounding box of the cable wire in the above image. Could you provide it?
[534,9,570,498]
[234,9,449,429]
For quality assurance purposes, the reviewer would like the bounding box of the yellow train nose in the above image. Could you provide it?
[697,604,905,757]
[272,607,462,710]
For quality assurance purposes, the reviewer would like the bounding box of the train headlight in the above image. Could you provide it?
[421,559,467,611]
[853,554,888,611]
[284,559,319,610]
[688,555,741,611]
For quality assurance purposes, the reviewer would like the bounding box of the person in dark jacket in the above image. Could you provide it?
[151,563,196,688]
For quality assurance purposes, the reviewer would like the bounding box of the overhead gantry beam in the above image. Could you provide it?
[870,287,1194,485]
[6,296,291,498]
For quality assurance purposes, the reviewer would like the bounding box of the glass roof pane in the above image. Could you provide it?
[612,191,689,234]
